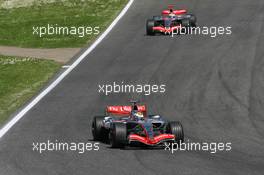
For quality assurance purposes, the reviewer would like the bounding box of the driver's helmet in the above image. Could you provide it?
[131,110,144,120]
[169,9,175,17]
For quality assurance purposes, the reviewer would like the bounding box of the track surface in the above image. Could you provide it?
[1,0,264,174]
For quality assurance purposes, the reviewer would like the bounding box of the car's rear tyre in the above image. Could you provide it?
[146,19,155,35]
[167,121,184,144]
[153,16,162,21]
[181,19,191,34]
[109,123,127,148]
[189,14,197,27]
[92,116,107,141]
[181,19,191,27]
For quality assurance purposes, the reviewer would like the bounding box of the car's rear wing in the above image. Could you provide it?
[106,105,147,116]
[162,9,187,15]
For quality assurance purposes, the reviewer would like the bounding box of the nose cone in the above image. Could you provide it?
[142,122,154,139]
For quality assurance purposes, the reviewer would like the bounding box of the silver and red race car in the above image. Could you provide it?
[146,5,197,35]
[92,101,184,148]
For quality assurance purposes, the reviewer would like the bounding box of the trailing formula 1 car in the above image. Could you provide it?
[92,101,184,148]
[146,5,197,35]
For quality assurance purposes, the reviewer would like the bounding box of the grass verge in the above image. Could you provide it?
[0,55,61,124]
[0,0,128,48]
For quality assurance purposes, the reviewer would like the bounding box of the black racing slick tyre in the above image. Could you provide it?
[167,121,184,144]
[181,19,191,28]
[146,19,155,35]
[92,116,107,141]
[189,15,197,27]
[109,123,127,148]
[181,19,191,34]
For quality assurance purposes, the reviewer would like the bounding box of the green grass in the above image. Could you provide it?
[0,0,128,48]
[0,55,61,123]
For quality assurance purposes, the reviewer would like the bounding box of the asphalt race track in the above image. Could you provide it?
[1,0,264,174]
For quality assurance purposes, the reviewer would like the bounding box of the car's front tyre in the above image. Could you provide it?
[166,121,184,144]
[146,19,155,35]
[109,123,127,148]
[92,116,108,141]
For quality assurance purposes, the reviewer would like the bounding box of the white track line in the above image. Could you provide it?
[62,65,71,68]
[0,0,134,139]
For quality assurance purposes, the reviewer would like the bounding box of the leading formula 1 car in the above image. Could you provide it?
[146,5,197,35]
[92,101,184,148]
